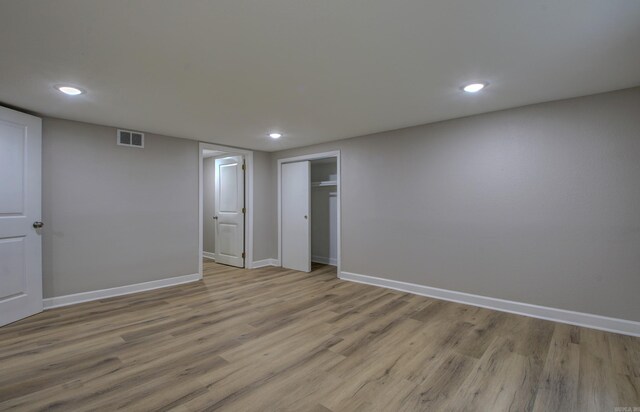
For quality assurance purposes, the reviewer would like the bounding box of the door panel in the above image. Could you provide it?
[217,223,237,256]
[0,237,27,296]
[0,107,42,327]
[281,161,311,272]
[219,163,238,212]
[0,120,25,214]
[215,156,244,267]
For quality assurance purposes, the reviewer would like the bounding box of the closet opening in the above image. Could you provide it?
[278,151,341,275]
[310,158,338,267]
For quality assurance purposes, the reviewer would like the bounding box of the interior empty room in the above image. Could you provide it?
[1,1,639,411]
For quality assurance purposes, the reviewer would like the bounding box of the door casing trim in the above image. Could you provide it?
[199,142,254,275]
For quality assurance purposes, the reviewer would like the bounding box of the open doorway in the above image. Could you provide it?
[278,151,341,274]
[199,143,254,277]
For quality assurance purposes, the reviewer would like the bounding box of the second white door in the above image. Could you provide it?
[281,161,311,272]
[214,156,245,267]
[0,106,43,327]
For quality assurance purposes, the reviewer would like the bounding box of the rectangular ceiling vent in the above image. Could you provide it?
[117,129,144,148]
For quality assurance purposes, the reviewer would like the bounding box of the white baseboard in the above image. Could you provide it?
[202,251,216,260]
[339,271,640,337]
[312,255,337,266]
[43,273,202,310]
[251,258,280,268]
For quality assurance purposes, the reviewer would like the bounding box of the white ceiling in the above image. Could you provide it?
[1,1,639,152]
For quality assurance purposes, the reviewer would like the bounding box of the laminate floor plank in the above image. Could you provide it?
[1,260,638,411]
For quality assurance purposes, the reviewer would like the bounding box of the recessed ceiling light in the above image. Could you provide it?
[269,133,282,139]
[55,85,84,95]
[462,82,487,93]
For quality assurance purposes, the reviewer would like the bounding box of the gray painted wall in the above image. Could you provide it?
[203,157,215,254]
[42,118,199,297]
[271,87,640,322]
[252,151,276,261]
[41,117,274,298]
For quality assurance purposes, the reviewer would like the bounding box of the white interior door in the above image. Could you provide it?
[0,106,42,327]
[215,156,245,267]
[281,161,311,272]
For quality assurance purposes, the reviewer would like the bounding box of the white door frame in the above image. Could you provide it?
[277,150,341,274]
[199,142,254,276]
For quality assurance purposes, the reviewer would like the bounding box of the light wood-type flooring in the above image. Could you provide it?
[1,260,639,411]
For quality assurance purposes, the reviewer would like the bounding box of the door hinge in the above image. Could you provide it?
[242,207,246,214]
[242,162,246,171]
[242,252,245,258]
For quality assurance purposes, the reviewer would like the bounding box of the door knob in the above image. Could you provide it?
[33,221,44,229]
[213,216,218,220]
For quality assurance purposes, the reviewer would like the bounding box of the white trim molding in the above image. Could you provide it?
[252,258,280,268]
[339,271,640,337]
[312,255,338,266]
[202,251,216,261]
[43,273,201,310]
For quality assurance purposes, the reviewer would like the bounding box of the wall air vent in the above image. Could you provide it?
[117,129,144,148]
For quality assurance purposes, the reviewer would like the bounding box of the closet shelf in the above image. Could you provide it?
[311,180,337,187]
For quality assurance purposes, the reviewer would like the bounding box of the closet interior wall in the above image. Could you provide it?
[310,159,338,266]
